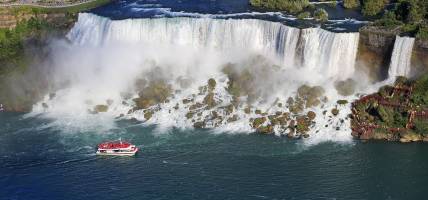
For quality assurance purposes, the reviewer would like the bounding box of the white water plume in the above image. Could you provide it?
[30,13,369,144]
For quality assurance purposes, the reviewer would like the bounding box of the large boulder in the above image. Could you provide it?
[335,79,356,96]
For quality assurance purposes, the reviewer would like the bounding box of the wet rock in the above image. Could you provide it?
[276,115,288,126]
[193,121,206,129]
[287,128,295,138]
[289,97,305,114]
[203,92,216,108]
[335,79,356,96]
[196,86,207,95]
[337,99,349,105]
[144,110,154,120]
[258,125,273,134]
[331,108,339,116]
[211,111,219,119]
[225,104,234,115]
[183,99,192,104]
[307,111,316,120]
[94,105,108,113]
[208,78,216,91]
[297,85,325,108]
[223,64,254,99]
[227,114,239,123]
[400,131,422,143]
[252,117,266,128]
[42,103,48,109]
[189,102,205,111]
[296,117,310,134]
[133,98,155,110]
[186,112,194,119]
[244,106,251,114]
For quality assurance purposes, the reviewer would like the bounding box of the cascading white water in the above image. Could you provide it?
[68,13,301,66]
[31,13,367,144]
[388,36,415,78]
[299,28,359,80]
[68,13,359,80]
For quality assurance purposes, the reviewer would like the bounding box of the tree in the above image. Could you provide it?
[395,0,424,23]
[362,0,386,16]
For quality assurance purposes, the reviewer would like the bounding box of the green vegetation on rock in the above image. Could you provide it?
[361,0,386,16]
[297,11,310,19]
[343,0,360,9]
[313,8,328,22]
[249,0,310,13]
[0,17,51,74]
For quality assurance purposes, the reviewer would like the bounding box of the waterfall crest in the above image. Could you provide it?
[388,36,415,78]
[68,13,359,80]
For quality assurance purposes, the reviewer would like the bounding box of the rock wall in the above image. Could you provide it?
[411,39,428,78]
[356,26,400,81]
[0,8,71,29]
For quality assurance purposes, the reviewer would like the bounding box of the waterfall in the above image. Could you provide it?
[68,13,300,66]
[299,28,359,80]
[28,13,367,144]
[68,13,359,80]
[388,36,415,78]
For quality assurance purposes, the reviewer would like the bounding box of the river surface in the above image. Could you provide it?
[90,0,368,31]
[2,112,428,199]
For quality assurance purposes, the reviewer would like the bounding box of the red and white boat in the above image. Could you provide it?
[96,140,138,156]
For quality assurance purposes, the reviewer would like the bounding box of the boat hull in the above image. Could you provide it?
[96,148,139,156]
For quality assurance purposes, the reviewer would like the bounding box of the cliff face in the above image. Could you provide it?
[0,8,73,29]
[411,39,428,78]
[356,26,400,81]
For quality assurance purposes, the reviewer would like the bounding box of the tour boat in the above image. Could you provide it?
[96,140,138,156]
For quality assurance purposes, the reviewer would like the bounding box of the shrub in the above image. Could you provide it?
[362,0,386,16]
[249,0,310,13]
[313,8,328,21]
[343,0,360,9]
[374,11,403,28]
[416,24,428,39]
[297,11,310,19]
